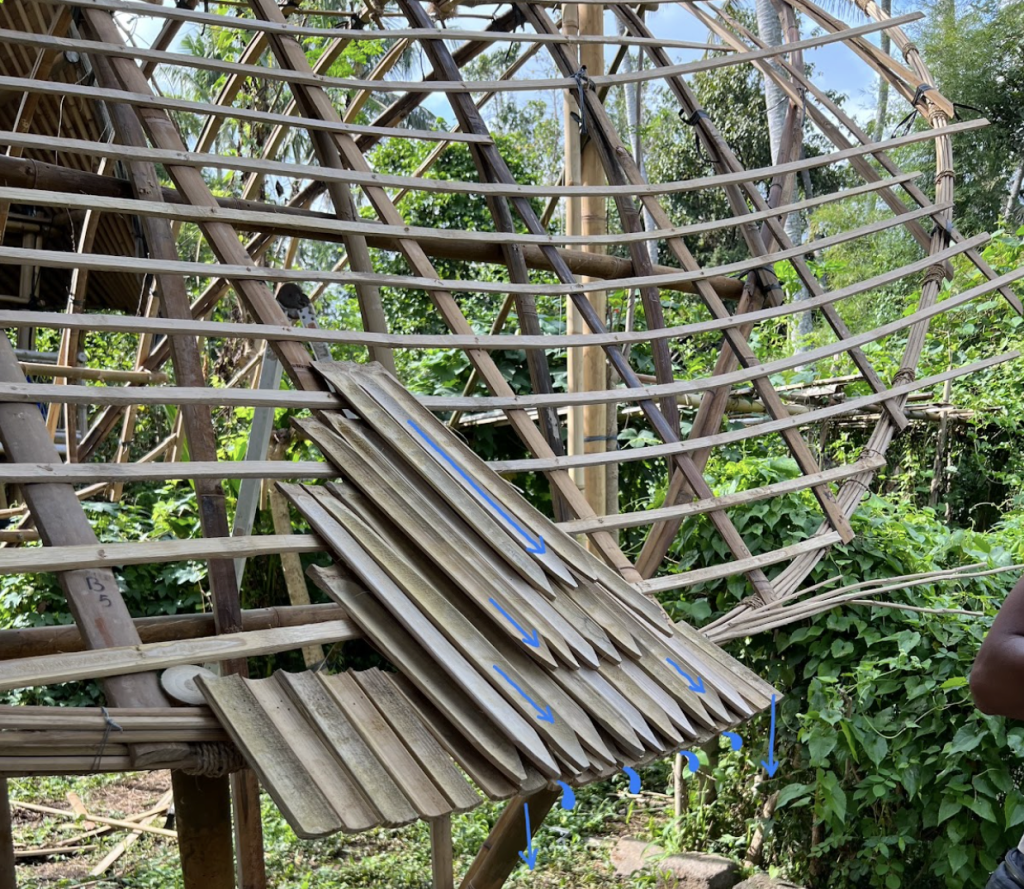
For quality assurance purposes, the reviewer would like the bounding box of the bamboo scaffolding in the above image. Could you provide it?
[0,14,918,94]
[0,197,963,295]
[1,113,974,199]
[47,0,726,50]
[0,3,1014,887]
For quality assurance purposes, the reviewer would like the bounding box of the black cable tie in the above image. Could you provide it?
[678,108,713,165]
[584,434,618,445]
[952,101,985,121]
[745,265,775,283]
[911,84,935,107]
[679,108,711,126]
[571,66,590,137]
[891,108,918,139]
[891,85,939,139]
[92,706,124,771]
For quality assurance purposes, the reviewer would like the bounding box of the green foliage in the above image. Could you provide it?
[654,456,1017,889]
[914,0,1024,231]
[0,487,207,706]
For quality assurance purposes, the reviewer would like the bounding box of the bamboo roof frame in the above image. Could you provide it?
[0,0,1019,884]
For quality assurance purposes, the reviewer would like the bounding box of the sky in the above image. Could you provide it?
[122,0,885,157]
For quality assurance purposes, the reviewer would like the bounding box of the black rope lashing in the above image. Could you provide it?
[679,108,712,164]
[952,101,986,121]
[91,706,124,771]
[891,84,936,138]
[742,264,784,295]
[570,66,590,136]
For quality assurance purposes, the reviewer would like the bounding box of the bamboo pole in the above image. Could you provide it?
[90,790,174,877]
[10,801,177,839]
[576,0,609,533]
[458,789,561,889]
[0,601,348,659]
[0,778,14,889]
[85,19,271,885]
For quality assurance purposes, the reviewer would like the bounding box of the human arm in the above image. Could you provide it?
[971,575,1024,719]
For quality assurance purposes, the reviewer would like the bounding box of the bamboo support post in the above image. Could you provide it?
[0,778,14,889]
[84,12,273,885]
[430,815,455,889]
[459,788,560,889]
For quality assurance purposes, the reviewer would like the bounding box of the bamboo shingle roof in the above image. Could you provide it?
[0,0,1019,869]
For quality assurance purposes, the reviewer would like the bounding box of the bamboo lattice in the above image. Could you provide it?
[0,0,1018,751]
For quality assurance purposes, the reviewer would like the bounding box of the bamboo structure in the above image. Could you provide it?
[0,0,1019,886]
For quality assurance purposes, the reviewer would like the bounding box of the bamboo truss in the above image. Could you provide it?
[0,0,1019,886]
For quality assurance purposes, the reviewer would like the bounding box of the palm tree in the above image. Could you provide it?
[754,0,813,343]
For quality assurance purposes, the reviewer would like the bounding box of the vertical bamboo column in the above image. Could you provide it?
[0,778,14,889]
[430,814,454,889]
[580,3,609,522]
[563,2,585,493]
[16,235,34,353]
[566,2,609,531]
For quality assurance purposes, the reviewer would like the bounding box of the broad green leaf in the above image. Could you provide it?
[967,796,998,823]
[808,733,838,765]
[776,783,812,809]
[948,724,984,755]
[937,797,962,825]
[861,732,889,767]
[1006,791,1024,827]
[940,676,969,690]
[901,765,920,798]
[948,845,969,876]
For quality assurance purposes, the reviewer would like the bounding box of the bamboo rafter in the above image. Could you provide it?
[0,10,1014,886]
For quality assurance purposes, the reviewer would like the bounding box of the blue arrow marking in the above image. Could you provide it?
[489,597,541,648]
[556,781,576,811]
[666,658,705,694]
[519,802,538,870]
[679,750,700,773]
[761,694,780,777]
[493,665,555,723]
[722,731,743,751]
[623,766,641,794]
[408,420,546,554]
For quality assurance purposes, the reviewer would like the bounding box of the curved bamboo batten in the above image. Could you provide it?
[0,0,1018,885]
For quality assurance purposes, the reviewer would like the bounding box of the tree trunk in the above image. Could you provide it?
[621,15,657,267]
[756,0,788,165]
[1005,162,1024,220]
[758,0,812,349]
[873,0,892,140]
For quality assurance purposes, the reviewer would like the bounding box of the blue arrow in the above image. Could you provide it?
[556,781,576,810]
[519,802,538,870]
[623,766,641,794]
[666,658,705,693]
[489,597,541,648]
[678,750,700,773]
[408,420,546,554]
[493,665,555,723]
[722,731,743,751]
[761,694,780,777]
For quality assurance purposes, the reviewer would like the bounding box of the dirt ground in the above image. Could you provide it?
[11,771,174,885]
[10,773,670,888]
